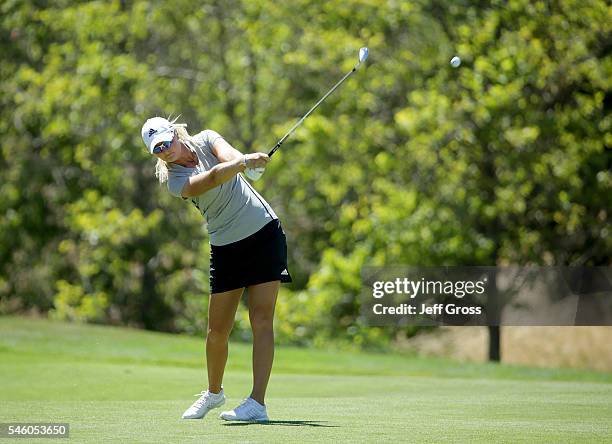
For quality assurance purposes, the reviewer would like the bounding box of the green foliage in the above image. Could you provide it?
[1,0,609,346]
[50,280,108,322]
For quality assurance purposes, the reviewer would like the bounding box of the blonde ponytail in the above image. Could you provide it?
[155,158,169,183]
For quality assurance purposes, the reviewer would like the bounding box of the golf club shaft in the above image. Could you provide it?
[268,65,359,157]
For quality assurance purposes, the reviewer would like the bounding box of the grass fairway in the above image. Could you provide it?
[1,317,611,443]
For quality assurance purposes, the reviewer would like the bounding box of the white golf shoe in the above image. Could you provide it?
[219,397,269,422]
[181,389,225,419]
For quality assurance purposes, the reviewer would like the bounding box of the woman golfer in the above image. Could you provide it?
[141,116,291,422]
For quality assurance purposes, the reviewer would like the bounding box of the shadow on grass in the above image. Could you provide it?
[222,420,338,428]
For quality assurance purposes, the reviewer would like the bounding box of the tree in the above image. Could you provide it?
[1,1,609,354]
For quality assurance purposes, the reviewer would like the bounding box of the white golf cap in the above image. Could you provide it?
[141,117,175,154]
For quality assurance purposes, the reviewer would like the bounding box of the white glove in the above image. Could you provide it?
[242,154,266,181]
[245,167,265,181]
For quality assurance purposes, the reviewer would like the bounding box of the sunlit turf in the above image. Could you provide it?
[1,317,610,443]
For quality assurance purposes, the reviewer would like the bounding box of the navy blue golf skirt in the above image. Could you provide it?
[209,219,292,294]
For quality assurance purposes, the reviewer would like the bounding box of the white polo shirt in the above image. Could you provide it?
[167,130,277,246]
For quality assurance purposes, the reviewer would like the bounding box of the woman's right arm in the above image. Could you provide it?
[180,154,268,198]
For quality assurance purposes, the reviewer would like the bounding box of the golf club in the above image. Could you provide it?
[245,47,369,181]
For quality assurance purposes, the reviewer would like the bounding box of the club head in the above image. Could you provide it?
[358,47,369,63]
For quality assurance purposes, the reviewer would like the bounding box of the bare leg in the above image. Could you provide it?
[207,288,243,393]
[246,280,280,405]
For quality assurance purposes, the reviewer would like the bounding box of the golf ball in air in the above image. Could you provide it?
[450,56,461,68]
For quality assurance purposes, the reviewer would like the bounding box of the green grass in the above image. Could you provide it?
[1,316,611,443]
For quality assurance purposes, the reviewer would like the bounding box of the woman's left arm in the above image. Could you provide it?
[212,137,245,162]
[211,135,269,173]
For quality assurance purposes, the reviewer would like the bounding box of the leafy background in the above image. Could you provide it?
[1,0,609,351]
